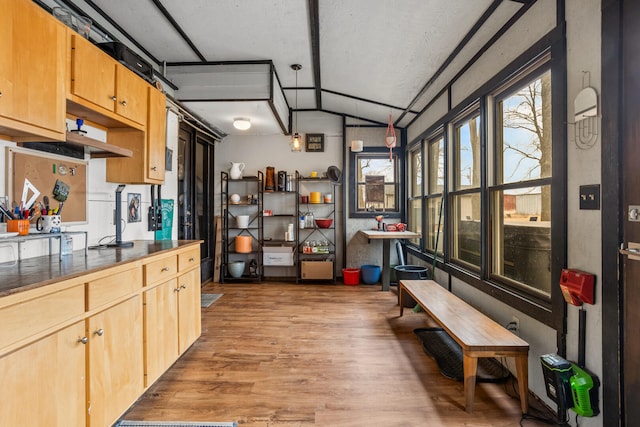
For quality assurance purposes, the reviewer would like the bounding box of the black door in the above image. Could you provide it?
[178,123,215,282]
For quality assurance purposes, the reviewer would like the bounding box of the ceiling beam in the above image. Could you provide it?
[395,0,503,126]
[66,0,162,66]
[308,0,322,109]
[322,88,421,115]
[151,0,207,62]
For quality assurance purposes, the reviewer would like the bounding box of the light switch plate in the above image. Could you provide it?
[579,184,600,210]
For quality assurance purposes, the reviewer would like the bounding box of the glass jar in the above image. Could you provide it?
[305,212,314,228]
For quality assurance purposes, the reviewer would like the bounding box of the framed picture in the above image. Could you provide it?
[127,193,141,223]
[305,133,324,152]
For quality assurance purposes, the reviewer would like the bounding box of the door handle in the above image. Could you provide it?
[620,242,640,260]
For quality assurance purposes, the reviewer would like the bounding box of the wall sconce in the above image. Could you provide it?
[351,140,363,152]
[233,118,251,130]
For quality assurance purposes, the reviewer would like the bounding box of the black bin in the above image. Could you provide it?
[395,265,431,307]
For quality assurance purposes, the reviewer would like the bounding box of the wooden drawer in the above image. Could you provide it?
[178,246,200,272]
[87,267,142,310]
[145,255,178,286]
[0,284,84,350]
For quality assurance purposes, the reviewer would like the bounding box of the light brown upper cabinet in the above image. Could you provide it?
[0,0,67,141]
[70,34,147,128]
[106,86,167,184]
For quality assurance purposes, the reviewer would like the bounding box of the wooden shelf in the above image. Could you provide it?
[64,131,133,158]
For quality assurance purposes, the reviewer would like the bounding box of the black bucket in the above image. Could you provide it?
[395,265,431,307]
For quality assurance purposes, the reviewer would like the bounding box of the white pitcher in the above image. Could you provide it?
[229,162,245,179]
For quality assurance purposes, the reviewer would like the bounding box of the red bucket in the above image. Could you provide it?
[342,268,361,286]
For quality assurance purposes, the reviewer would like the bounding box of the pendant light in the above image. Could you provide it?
[291,64,302,152]
[351,101,363,152]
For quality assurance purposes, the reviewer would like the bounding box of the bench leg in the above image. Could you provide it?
[515,354,529,414]
[463,353,478,413]
[399,286,404,316]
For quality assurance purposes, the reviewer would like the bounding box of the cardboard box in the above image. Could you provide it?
[263,246,294,266]
[301,260,334,279]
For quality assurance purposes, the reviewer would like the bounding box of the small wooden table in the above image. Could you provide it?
[399,279,530,414]
[358,229,420,291]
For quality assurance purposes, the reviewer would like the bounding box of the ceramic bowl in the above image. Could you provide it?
[227,261,245,278]
[314,218,333,228]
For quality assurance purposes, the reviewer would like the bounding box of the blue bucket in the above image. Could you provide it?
[361,264,381,284]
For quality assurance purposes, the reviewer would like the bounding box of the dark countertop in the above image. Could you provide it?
[0,240,201,297]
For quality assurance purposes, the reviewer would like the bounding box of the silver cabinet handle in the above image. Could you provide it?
[120,100,127,106]
[0,92,3,97]
[94,328,104,337]
[189,257,195,262]
[151,166,157,171]
[174,287,181,292]
[78,336,88,344]
[180,284,187,290]
[161,267,169,272]
[111,96,117,101]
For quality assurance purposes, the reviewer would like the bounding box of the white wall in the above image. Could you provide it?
[214,111,349,275]
[405,1,604,425]
[0,107,179,263]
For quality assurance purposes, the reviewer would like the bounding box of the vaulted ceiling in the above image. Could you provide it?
[39,0,534,136]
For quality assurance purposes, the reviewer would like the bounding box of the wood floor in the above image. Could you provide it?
[122,282,554,427]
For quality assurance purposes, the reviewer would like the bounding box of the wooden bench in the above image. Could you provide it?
[399,279,529,413]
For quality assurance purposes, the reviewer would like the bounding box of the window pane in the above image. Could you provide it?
[408,198,422,245]
[355,154,399,212]
[428,136,444,194]
[497,70,552,184]
[455,114,481,190]
[409,148,422,197]
[452,192,481,268]
[427,197,444,254]
[491,186,551,296]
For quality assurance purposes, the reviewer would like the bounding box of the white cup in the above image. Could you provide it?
[36,215,61,233]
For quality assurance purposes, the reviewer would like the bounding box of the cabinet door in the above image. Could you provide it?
[0,0,66,137]
[177,268,201,354]
[88,295,143,427]
[115,64,148,125]
[144,279,179,387]
[0,0,16,121]
[71,34,117,113]
[0,321,86,427]
[147,86,166,182]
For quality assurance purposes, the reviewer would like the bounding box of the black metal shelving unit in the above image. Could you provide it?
[295,170,336,283]
[220,171,263,283]
[261,187,298,281]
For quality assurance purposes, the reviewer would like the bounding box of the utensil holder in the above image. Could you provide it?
[7,219,29,236]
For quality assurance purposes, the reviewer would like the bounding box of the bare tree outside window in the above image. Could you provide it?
[493,70,553,296]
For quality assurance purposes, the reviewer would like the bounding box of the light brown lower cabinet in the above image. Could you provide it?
[88,295,144,427]
[0,320,86,426]
[144,247,201,386]
[0,243,201,427]
[178,268,202,354]
[144,278,179,386]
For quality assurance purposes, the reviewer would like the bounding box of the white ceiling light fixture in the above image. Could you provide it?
[233,118,251,130]
[291,64,302,152]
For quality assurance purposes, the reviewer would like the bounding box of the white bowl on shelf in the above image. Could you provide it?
[227,261,245,278]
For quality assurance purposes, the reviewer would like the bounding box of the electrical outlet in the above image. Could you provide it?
[511,316,520,335]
